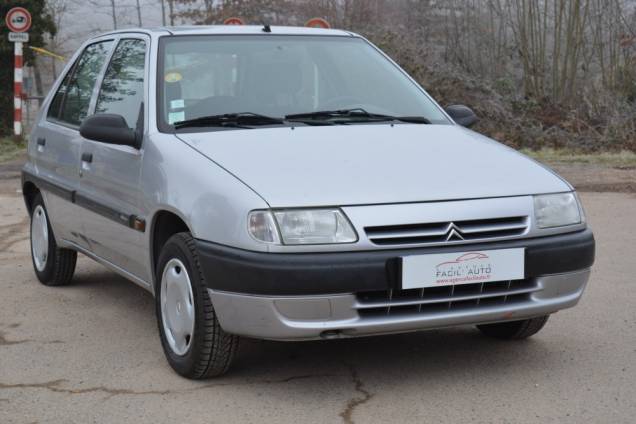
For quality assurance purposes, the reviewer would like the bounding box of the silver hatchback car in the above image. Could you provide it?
[22,25,595,379]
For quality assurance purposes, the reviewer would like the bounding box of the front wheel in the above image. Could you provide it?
[155,232,238,379]
[477,315,550,340]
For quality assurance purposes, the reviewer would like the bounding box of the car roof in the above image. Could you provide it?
[91,25,356,39]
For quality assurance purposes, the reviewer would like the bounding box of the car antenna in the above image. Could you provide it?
[262,21,272,33]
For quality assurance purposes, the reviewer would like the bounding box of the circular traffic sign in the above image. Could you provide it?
[223,17,245,26]
[305,18,331,29]
[6,7,32,33]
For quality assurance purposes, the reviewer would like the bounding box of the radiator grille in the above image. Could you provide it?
[355,279,539,318]
[365,216,529,246]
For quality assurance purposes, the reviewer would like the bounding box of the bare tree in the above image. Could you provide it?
[160,0,166,25]
[50,0,636,151]
[110,0,118,29]
[135,0,143,26]
[168,0,175,25]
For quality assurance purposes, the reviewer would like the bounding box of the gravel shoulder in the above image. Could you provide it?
[549,162,636,193]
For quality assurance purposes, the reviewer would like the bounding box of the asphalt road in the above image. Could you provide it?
[1,177,635,423]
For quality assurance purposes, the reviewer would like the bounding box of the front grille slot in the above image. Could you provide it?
[365,216,528,246]
[355,279,538,318]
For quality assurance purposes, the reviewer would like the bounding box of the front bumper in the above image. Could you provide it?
[209,269,590,340]
[197,229,594,340]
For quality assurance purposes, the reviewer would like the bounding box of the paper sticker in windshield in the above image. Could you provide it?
[170,99,185,110]
[165,72,182,83]
[168,111,185,124]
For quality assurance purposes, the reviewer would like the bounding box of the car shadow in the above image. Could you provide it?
[69,265,555,387]
[234,329,553,383]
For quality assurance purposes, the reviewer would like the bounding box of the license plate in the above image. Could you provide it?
[401,248,525,290]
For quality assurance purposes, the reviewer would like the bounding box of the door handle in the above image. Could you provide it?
[36,137,46,152]
[81,152,93,163]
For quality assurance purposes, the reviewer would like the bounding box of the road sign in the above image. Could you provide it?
[9,32,29,43]
[223,17,245,25]
[305,18,331,29]
[5,7,32,33]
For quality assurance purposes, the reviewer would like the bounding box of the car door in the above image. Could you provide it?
[77,35,150,285]
[33,39,114,249]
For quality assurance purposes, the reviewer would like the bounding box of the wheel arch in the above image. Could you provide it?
[149,209,192,287]
[22,180,39,215]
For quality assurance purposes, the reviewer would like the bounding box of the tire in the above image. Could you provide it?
[29,193,77,286]
[155,232,239,379]
[477,315,550,340]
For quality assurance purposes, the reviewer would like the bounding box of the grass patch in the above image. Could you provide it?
[522,148,636,167]
[0,137,27,163]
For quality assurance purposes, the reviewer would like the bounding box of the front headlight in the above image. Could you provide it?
[248,209,357,245]
[534,192,582,228]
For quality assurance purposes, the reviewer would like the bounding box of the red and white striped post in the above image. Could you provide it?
[14,41,23,136]
[6,7,32,137]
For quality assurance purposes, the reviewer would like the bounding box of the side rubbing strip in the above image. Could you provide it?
[22,169,145,232]
[74,193,133,227]
[22,170,75,202]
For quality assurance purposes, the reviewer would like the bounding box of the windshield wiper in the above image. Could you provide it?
[285,108,431,124]
[286,108,379,120]
[173,112,285,130]
[389,116,432,124]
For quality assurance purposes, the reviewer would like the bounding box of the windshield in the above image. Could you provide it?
[157,35,450,131]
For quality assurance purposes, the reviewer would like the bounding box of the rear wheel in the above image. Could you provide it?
[155,232,238,379]
[477,315,550,340]
[30,193,77,286]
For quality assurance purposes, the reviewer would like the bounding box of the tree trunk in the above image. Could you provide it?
[168,0,175,26]
[33,58,44,108]
[136,0,143,26]
[110,0,118,29]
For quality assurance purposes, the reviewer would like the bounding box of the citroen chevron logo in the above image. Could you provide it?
[445,224,465,241]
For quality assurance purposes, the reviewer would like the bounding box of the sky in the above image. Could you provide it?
[56,0,167,54]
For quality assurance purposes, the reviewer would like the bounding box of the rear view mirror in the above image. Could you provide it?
[80,114,139,148]
[445,105,478,128]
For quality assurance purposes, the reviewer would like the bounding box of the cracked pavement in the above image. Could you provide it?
[1,162,636,423]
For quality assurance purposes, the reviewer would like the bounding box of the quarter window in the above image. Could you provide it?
[48,41,113,126]
[95,39,146,129]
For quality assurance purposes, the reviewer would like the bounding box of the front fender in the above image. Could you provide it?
[140,133,270,253]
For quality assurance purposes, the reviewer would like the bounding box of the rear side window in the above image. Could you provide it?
[47,66,74,121]
[95,39,146,129]
[48,41,113,127]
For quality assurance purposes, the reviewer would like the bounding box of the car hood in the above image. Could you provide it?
[176,124,570,207]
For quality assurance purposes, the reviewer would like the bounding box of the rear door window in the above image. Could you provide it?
[48,41,113,127]
[95,39,147,129]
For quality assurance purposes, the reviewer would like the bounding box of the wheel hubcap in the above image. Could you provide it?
[160,258,195,356]
[31,205,49,272]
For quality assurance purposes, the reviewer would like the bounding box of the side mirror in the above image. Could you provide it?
[80,114,139,148]
[445,105,478,128]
